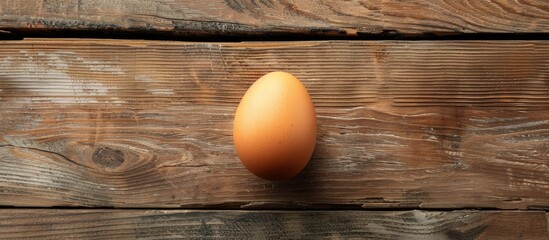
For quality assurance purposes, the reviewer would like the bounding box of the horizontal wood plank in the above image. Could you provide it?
[0,0,548,37]
[0,39,548,209]
[0,209,547,239]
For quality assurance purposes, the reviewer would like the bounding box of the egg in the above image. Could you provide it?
[233,71,317,181]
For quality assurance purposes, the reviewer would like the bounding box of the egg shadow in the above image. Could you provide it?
[250,139,334,209]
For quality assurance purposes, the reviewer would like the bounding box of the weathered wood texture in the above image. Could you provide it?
[0,39,548,209]
[0,209,547,239]
[0,0,548,37]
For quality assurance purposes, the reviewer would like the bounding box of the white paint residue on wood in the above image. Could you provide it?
[0,51,126,104]
[77,57,125,74]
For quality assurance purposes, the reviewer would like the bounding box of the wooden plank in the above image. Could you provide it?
[0,39,548,209]
[0,0,548,37]
[0,209,547,239]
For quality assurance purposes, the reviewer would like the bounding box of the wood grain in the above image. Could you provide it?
[0,0,548,37]
[0,39,548,209]
[0,209,547,239]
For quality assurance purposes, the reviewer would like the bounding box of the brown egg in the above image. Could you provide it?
[233,72,317,181]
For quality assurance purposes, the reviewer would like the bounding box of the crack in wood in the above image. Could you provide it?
[0,144,93,171]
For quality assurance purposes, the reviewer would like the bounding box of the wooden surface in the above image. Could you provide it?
[0,0,548,37]
[0,39,548,209]
[0,209,547,239]
[1,2,548,237]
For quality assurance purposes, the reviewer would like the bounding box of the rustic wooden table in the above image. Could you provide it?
[1,1,548,239]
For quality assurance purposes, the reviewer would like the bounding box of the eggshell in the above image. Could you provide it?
[233,71,317,181]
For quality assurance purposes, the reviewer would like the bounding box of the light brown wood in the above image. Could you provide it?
[0,209,547,239]
[0,39,548,209]
[0,0,548,37]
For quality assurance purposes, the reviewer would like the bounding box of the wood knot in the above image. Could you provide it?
[92,147,124,168]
